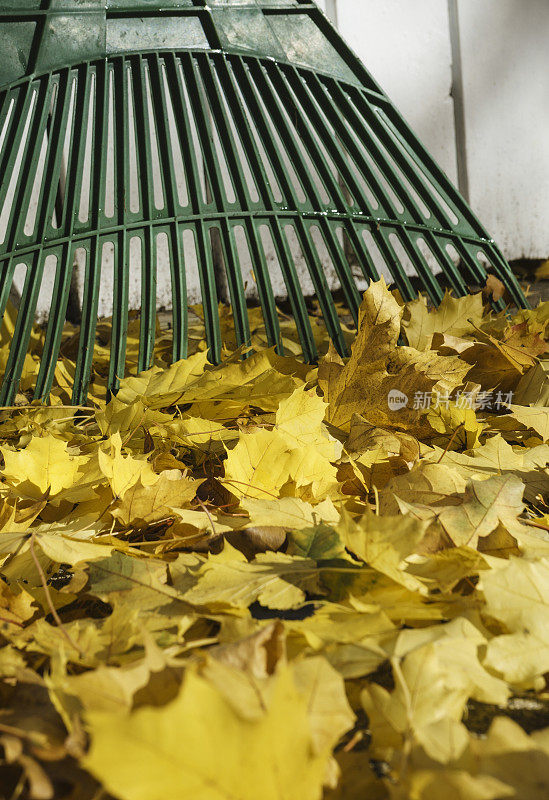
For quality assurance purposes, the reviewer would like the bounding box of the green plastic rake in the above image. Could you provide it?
[0,0,528,404]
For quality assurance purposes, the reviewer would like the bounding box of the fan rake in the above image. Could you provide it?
[0,0,528,404]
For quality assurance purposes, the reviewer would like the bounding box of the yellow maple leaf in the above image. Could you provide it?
[241,496,339,530]
[115,350,209,407]
[319,279,469,432]
[1,435,89,498]
[98,432,158,499]
[403,291,484,351]
[339,511,428,591]
[182,552,318,610]
[468,717,549,798]
[286,445,341,502]
[223,429,293,500]
[379,461,466,516]
[480,557,549,684]
[427,401,483,450]
[362,644,470,764]
[401,474,526,550]
[423,434,549,503]
[0,497,44,533]
[0,582,36,628]
[84,667,329,800]
[112,470,203,528]
[507,403,549,441]
[276,386,339,458]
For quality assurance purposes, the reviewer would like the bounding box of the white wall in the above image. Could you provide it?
[336,0,458,186]
[457,0,549,260]
[328,0,549,261]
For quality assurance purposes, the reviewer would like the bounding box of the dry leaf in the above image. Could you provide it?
[1,281,549,798]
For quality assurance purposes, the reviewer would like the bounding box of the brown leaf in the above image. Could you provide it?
[483,274,507,303]
[212,621,286,678]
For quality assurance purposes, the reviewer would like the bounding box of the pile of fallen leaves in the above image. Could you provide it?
[2,278,549,799]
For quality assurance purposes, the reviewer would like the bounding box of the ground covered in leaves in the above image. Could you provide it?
[2,279,549,799]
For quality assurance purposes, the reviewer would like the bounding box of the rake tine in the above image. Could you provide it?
[318,218,361,325]
[214,56,282,349]
[71,237,102,405]
[486,243,530,310]
[194,222,222,365]
[218,220,251,351]
[0,2,529,404]
[247,59,324,211]
[90,61,110,233]
[270,217,317,363]
[454,240,491,288]
[182,53,252,353]
[280,65,368,213]
[229,57,318,358]
[215,56,275,210]
[246,60,349,352]
[137,226,156,374]
[245,219,281,351]
[195,56,251,348]
[148,55,190,363]
[227,60,319,372]
[372,227,416,301]
[379,99,486,237]
[148,55,179,219]
[343,221,381,285]
[230,57,300,210]
[0,257,16,343]
[0,252,45,405]
[7,78,55,254]
[0,84,34,237]
[303,72,400,221]
[34,244,74,401]
[346,84,456,229]
[0,88,14,154]
[60,64,93,238]
[31,69,73,245]
[149,60,188,362]
[104,61,131,394]
[267,61,348,214]
[197,54,251,211]
[423,232,470,297]
[294,218,348,357]
[181,52,226,210]
[108,231,130,395]
[169,223,188,363]
[70,58,110,403]
[394,226,444,305]
[131,55,157,225]
[163,53,205,216]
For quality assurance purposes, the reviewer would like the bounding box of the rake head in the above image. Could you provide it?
[0,0,528,404]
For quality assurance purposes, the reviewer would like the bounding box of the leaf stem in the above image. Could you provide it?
[436,422,465,463]
[28,535,84,658]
